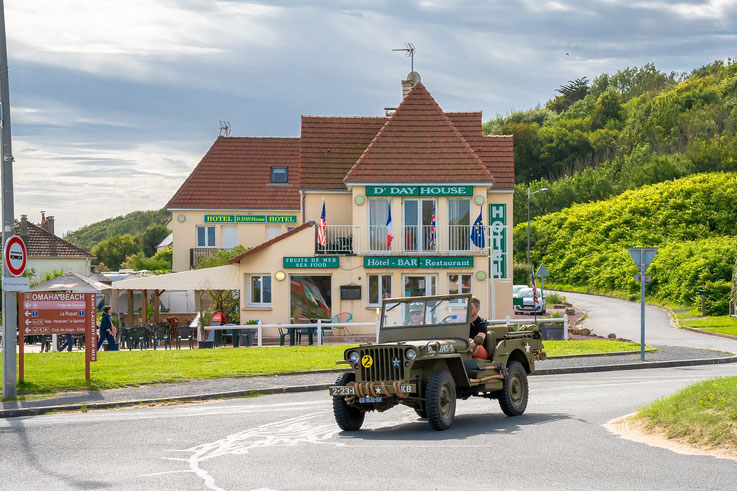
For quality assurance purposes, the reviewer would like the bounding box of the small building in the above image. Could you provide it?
[17,213,95,282]
[161,77,514,330]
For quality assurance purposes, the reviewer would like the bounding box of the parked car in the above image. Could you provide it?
[514,287,546,314]
[513,284,528,297]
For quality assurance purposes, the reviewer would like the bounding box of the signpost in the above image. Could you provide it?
[628,247,657,361]
[18,292,97,381]
[536,263,549,299]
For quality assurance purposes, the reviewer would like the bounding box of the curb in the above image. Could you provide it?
[547,349,657,359]
[3,354,737,419]
[680,325,737,341]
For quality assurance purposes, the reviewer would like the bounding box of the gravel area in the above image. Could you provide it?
[2,345,734,414]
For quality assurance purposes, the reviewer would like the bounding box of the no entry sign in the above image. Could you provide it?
[4,235,27,276]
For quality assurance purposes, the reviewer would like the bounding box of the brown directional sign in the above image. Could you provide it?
[18,292,98,381]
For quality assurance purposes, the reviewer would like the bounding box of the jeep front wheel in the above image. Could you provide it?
[425,370,456,431]
[498,361,528,416]
[332,372,365,431]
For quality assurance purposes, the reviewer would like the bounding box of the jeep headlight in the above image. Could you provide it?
[348,351,360,364]
[405,348,417,361]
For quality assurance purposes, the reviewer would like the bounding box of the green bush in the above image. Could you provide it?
[521,173,737,314]
[513,261,532,285]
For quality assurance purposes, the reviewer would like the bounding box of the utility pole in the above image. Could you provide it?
[0,0,17,398]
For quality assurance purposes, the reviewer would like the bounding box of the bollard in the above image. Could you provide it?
[505,315,511,326]
[317,319,322,346]
[375,318,380,343]
[257,320,263,347]
[563,314,569,340]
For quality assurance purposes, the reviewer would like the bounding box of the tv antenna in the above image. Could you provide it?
[393,43,415,72]
[218,121,231,137]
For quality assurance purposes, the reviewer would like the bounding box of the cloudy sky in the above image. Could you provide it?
[5,0,737,235]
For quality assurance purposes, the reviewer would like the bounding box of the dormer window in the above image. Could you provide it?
[270,166,288,184]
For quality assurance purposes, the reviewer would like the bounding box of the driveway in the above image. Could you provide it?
[562,291,737,353]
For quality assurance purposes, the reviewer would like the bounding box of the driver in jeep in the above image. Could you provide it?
[468,297,488,360]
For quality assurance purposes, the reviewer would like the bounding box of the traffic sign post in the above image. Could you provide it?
[628,247,657,361]
[536,263,549,301]
[18,292,97,381]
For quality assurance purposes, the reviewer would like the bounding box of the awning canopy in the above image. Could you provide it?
[112,264,240,291]
[30,272,111,293]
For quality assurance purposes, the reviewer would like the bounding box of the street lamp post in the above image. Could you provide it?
[527,187,548,278]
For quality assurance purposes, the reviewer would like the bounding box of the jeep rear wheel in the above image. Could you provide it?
[332,372,365,431]
[498,361,528,416]
[425,370,456,431]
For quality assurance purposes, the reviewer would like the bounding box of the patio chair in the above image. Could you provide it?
[329,312,353,336]
[153,326,170,350]
[133,326,149,350]
[277,327,289,346]
[176,326,193,350]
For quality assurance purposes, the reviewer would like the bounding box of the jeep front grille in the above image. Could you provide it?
[360,347,405,382]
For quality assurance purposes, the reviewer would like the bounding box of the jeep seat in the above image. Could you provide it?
[483,331,497,360]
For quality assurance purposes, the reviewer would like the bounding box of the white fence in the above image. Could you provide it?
[206,314,568,347]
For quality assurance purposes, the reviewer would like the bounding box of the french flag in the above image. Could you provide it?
[386,202,394,248]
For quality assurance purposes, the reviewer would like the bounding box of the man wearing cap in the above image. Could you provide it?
[407,304,424,325]
[468,297,488,359]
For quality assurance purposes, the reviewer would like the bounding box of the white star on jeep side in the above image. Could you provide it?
[525,342,530,353]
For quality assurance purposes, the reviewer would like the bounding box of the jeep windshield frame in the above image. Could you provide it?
[378,294,472,343]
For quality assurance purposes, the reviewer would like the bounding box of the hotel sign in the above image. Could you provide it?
[364,256,473,268]
[365,186,472,197]
[489,204,507,278]
[205,215,297,223]
[283,256,339,268]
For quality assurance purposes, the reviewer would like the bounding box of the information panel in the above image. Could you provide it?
[489,204,507,279]
[283,256,339,268]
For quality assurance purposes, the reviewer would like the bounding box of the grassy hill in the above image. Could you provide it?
[484,60,737,225]
[519,172,737,314]
[64,208,171,252]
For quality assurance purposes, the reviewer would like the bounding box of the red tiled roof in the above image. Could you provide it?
[16,222,95,258]
[447,112,515,189]
[167,137,301,210]
[228,222,313,263]
[300,116,387,190]
[344,83,494,184]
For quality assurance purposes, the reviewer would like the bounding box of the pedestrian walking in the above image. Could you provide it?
[58,333,73,352]
[96,306,118,351]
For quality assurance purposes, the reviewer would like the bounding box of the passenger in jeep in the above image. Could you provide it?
[468,297,488,359]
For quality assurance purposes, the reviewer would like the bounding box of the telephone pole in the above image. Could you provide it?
[1,0,17,398]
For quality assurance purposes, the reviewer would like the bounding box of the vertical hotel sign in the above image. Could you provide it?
[489,204,507,278]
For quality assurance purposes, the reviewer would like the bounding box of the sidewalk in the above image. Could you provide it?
[2,345,735,418]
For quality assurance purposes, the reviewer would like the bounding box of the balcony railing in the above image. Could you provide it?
[190,247,223,268]
[315,225,489,255]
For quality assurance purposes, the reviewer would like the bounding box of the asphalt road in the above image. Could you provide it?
[2,364,737,490]
[561,291,737,353]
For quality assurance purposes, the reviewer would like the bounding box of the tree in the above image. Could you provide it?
[121,249,172,273]
[91,234,140,271]
[592,90,624,129]
[137,224,171,257]
[548,77,590,113]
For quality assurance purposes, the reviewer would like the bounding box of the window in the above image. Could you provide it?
[403,199,436,252]
[448,273,472,302]
[368,274,392,306]
[250,275,272,306]
[448,199,471,251]
[290,276,331,319]
[369,199,390,251]
[403,274,437,297]
[221,225,237,249]
[196,226,215,248]
[270,166,288,183]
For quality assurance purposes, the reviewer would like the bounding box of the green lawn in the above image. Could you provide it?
[635,376,737,453]
[1,339,649,397]
[680,316,737,337]
[544,340,652,356]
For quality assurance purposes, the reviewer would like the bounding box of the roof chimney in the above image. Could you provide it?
[402,71,421,98]
[20,214,28,239]
[46,216,55,236]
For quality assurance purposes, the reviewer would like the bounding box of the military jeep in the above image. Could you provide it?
[329,294,546,431]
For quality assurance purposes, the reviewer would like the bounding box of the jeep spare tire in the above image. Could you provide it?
[498,361,529,416]
[425,370,456,431]
[333,372,365,431]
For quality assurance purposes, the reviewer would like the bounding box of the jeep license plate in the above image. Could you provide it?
[359,396,383,403]
[329,386,356,397]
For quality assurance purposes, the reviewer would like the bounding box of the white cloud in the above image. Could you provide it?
[12,137,204,235]
[13,100,134,128]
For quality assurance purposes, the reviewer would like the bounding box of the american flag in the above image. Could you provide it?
[429,207,436,246]
[531,268,539,307]
[318,200,327,247]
